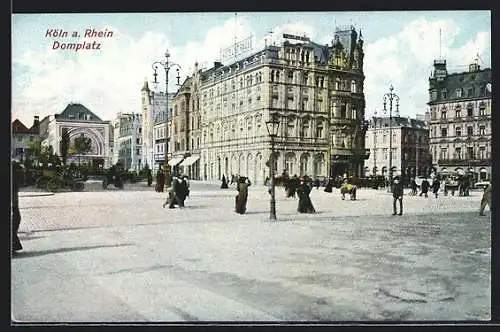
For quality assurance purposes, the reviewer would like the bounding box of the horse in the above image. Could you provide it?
[340,183,357,200]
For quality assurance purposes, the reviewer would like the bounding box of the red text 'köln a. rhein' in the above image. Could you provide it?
[45,28,114,51]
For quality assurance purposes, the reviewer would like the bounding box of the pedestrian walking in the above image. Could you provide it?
[297,177,316,213]
[156,167,165,192]
[146,168,153,187]
[12,161,23,253]
[286,175,299,198]
[410,177,417,195]
[235,176,251,214]
[220,174,229,189]
[479,183,492,216]
[392,176,404,216]
[432,177,441,198]
[324,178,333,193]
[419,178,429,198]
[176,176,190,207]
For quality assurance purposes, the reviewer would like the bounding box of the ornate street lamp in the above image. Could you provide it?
[372,110,379,176]
[152,49,181,188]
[266,116,280,220]
[383,84,400,193]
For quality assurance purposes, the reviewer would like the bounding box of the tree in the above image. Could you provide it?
[73,134,92,166]
[26,140,42,163]
[60,129,70,165]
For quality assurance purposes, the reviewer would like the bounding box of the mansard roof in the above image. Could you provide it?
[56,103,103,122]
[374,116,428,129]
[441,68,491,95]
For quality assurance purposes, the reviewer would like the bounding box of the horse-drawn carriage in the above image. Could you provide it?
[102,163,125,189]
[35,167,85,192]
[340,181,357,200]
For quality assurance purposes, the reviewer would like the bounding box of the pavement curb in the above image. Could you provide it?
[19,192,55,197]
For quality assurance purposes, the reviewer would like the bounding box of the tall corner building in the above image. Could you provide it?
[169,65,202,180]
[196,25,368,184]
[427,59,492,181]
[140,79,175,171]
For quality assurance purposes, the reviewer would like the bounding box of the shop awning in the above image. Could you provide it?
[180,155,200,166]
[168,156,184,166]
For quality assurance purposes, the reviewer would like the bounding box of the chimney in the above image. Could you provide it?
[214,61,223,69]
[31,116,40,133]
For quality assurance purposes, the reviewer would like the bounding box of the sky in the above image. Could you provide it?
[11,11,491,126]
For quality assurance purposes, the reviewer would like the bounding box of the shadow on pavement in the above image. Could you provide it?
[12,243,134,259]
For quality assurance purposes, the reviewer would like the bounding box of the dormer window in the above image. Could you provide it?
[467,87,474,97]
[455,88,462,98]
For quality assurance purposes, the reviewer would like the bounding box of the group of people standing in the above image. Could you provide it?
[283,175,316,213]
[409,177,441,198]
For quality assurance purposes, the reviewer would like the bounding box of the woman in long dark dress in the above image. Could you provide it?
[12,161,23,252]
[156,167,165,192]
[235,177,251,214]
[297,178,316,213]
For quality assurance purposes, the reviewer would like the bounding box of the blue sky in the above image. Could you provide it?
[12,11,491,125]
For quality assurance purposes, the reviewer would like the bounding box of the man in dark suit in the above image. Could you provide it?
[392,176,404,216]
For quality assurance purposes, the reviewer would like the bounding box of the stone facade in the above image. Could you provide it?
[11,116,40,161]
[112,112,142,170]
[197,26,367,184]
[170,68,202,179]
[140,80,174,171]
[39,103,113,168]
[427,60,492,181]
[364,116,431,179]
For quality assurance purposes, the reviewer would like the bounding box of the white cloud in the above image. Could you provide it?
[363,17,490,119]
[12,15,491,128]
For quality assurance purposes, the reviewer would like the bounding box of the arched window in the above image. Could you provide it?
[300,154,309,176]
[285,153,296,176]
[301,119,309,138]
[287,117,296,137]
[316,120,324,138]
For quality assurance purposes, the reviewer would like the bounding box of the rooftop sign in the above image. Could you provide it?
[282,33,310,42]
[220,35,253,65]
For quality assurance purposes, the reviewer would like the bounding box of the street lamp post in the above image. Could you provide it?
[372,110,378,176]
[152,50,181,188]
[383,84,400,193]
[266,117,280,221]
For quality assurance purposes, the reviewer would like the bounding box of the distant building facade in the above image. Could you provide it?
[112,112,142,170]
[197,26,368,183]
[169,67,202,180]
[39,103,113,168]
[427,59,492,181]
[364,116,431,179]
[11,116,40,161]
[140,80,174,171]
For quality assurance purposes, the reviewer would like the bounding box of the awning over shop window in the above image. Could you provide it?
[168,156,184,166]
[180,155,200,166]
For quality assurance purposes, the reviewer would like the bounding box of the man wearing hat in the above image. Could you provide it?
[392,175,404,216]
